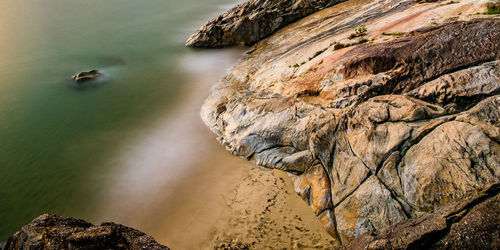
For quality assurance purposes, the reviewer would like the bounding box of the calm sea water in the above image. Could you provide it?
[0,0,238,240]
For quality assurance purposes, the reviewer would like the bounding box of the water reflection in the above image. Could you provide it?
[0,0,241,240]
[97,49,247,248]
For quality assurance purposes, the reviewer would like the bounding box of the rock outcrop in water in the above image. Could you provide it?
[196,0,500,246]
[186,0,345,48]
[2,214,169,250]
[72,70,104,83]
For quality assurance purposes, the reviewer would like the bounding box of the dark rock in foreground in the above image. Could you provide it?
[186,0,345,48]
[342,184,500,249]
[72,69,104,83]
[2,214,169,250]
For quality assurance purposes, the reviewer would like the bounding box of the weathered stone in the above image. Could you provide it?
[199,0,500,245]
[186,0,344,48]
[407,61,500,110]
[3,214,169,250]
[342,184,500,249]
[334,176,407,244]
[397,121,500,212]
[456,95,500,143]
[71,69,104,83]
[330,136,370,206]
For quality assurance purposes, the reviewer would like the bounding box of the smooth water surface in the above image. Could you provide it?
[0,0,239,240]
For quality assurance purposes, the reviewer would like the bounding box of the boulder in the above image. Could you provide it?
[72,70,104,83]
[2,214,169,250]
[186,0,345,48]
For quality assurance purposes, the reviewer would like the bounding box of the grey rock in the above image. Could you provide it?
[200,15,500,245]
[196,0,500,245]
[186,0,345,48]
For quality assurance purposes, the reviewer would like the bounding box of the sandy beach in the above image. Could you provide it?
[93,49,335,249]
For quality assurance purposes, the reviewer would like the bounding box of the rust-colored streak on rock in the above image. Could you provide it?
[382,8,431,32]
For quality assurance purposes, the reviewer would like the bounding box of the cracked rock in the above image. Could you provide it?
[342,184,500,249]
[198,0,500,245]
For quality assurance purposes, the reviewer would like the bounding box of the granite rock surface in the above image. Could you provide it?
[199,0,500,245]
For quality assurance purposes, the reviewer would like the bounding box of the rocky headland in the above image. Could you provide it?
[195,0,500,247]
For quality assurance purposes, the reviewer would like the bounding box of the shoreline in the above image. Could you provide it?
[3,0,499,249]
[194,0,500,247]
[93,48,336,249]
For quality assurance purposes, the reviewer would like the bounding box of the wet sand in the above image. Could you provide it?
[95,49,336,249]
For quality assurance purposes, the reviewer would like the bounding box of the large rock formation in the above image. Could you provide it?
[198,0,500,246]
[186,0,344,48]
[2,214,169,250]
[343,184,500,249]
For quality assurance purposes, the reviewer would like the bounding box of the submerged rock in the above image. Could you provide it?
[186,0,345,48]
[199,0,500,245]
[72,69,104,83]
[2,214,169,250]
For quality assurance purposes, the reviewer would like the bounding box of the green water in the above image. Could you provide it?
[0,0,233,240]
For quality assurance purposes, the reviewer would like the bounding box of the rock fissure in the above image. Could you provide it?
[333,173,372,208]
[345,138,372,174]
[375,175,414,218]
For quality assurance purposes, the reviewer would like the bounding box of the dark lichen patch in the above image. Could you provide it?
[333,38,371,51]
[485,1,500,15]
[309,47,329,61]
[382,32,407,37]
[358,38,369,44]
[348,25,368,40]
[334,42,349,50]
[440,1,459,7]
[289,41,338,68]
